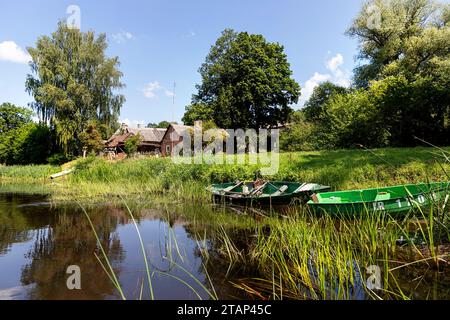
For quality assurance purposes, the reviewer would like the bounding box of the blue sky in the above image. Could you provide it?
[0,0,365,126]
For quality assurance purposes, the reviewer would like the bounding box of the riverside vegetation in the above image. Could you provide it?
[1,147,450,299]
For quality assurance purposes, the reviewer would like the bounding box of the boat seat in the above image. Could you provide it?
[272,185,289,197]
[222,181,243,193]
[375,192,391,201]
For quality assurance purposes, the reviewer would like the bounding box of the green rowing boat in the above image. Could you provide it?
[209,181,331,205]
[307,182,450,216]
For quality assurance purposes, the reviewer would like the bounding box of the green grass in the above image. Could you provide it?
[2,147,449,202]
[2,147,449,300]
[0,164,59,184]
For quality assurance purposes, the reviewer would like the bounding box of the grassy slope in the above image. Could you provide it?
[1,147,449,201]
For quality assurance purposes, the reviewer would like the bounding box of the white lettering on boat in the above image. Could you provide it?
[373,202,385,210]
[417,195,426,204]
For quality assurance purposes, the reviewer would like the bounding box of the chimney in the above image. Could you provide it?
[121,122,129,133]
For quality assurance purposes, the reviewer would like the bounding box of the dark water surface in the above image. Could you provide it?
[0,192,247,300]
[1,190,450,300]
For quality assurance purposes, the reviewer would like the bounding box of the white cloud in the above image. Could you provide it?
[298,72,331,107]
[143,81,162,99]
[120,119,146,128]
[164,90,175,97]
[142,82,175,99]
[112,31,134,44]
[326,53,351,87]
[326,53,344,72]
[0,41,31,64]
[298,53,351,107]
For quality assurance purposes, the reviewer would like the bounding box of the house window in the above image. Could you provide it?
[166,145,171,155]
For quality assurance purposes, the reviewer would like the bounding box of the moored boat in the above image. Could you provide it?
[208,181,331,205]
[307,182,450,216]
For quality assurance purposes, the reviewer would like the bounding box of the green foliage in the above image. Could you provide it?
[0,123,54,165]
[79,122,105,154]
[303,82,349,122]
[47,153,74,166]
[183,29,300,129]
[183,103,214,126]
[147,121,177,128]
[347,0,439,87]
[293,0,450,150]
[280,111,316,151]
[0,103,53,165]
[26,22,125,156]
[317,87,391,148]
[0,103,33,134]
[124,133,141,156]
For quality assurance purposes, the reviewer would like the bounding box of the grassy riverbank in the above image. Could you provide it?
[1,147,450,299]
[1,147,450,202]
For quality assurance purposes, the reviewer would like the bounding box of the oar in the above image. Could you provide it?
[249,182,268,197]
[222,181,244,194]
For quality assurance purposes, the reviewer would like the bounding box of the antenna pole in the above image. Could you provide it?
[172,82,176,123]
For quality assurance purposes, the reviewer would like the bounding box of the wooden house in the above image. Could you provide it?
[105,124,166,155]
[160,124,193,157]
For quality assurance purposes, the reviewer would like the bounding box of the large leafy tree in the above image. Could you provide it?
[347,0,439,88]
[303,82,350,122]
[183,29,301,129]
[26,22,125,155]
[0,103,53,165]
[0,103,33,134]
[79,122,105,155]
[345,0,450,146]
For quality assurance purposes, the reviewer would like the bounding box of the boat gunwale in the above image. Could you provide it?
[308,182,450,206]
[209,181,330,198]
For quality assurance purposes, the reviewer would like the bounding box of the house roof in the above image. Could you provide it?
[171,125,192,135]
[127,127,166,143]
[106,133,131,148]
[161,124,193,142]
[106,126,166,148]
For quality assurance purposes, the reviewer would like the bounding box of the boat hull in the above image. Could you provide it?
[307,182,450,217]
[209,181,331,206]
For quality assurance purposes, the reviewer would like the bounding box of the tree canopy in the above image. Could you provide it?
[283,0,450,151]
[303,82,350,122]
[0,103,33,134]
[147,121,177,128]
[183,29,301,129]
[0,103,53,165]
[26,22,125,156]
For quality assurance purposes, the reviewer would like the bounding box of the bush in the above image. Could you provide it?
[47,153,74,166]
[0,123,54,165]
[124,134,141,156]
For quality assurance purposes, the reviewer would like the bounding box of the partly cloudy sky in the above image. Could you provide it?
[0,0,363,126]
[298,52,351,107]
[142,81,175,99]
[0,41,31,64]
[111,31,134,44]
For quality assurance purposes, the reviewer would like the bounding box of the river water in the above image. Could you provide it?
[1,190,449,300]
[0,192,250,300]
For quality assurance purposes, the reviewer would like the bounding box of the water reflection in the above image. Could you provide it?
[0,193,244,300]
[1,192,449,300]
